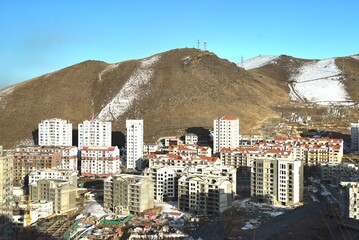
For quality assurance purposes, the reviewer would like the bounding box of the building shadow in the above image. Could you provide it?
[185,127,211,145]
[112,131,125,148]
[32,128,38,146]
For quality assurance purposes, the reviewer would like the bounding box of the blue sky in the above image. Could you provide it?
[0,0,358,88]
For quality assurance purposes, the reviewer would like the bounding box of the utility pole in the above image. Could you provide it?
[204,41,207,51]
[197,39,200,50]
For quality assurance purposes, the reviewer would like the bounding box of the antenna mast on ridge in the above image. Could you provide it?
[197,39,200,50]
[204,41,207,51]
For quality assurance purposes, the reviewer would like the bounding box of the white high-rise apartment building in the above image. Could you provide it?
[126,119,143,169]
[351,121,359,152]
[38,118,72,146]
[213,116,240,154]
[78,120,112,148]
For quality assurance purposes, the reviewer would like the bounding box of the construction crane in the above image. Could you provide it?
[25,195,31,228]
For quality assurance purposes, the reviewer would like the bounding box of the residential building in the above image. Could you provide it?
[185,133,198,145]
[149,153,220,168]
[29,169,77,186]
[29,179,77,214]
[144,164,236,202]
[80,146,120,177]
[339,181,359,220]
[251,152,303,206]
[126,119,144,169]
[351,121,359,152]
[144,166,185,201]
[78,119,112,149]
[104,174,154,215]
[38,118,72,146]
[158,137,183,148]
[13,147,61,186]
[178,174,232,216]
[0,146,13,234]
[143,144,159,155]
[194,165,237,196]
[320,163,358,182]
[213,116,240,154]
[168,145,212,157]
[220,147,260,168]
[57,146,78,171]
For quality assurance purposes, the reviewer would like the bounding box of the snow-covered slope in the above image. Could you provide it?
[0,85,16,109]
[289,58,351,105]
[351,55,359,60]
[96,55,160,121]
[239,55,279,70]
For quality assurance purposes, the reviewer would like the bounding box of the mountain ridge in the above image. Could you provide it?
[0,48,359,148]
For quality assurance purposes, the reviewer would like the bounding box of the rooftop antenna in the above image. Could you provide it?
[204,41,207,51]
[197,39,200,50]
[241,55,244,68]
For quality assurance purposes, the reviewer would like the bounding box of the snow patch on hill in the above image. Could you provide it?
[351,55,359,60]
[289,58,351,105]
[239,55,279,70]
[96,55,160,121]
[98,63,121,81]
[0,85,16,109]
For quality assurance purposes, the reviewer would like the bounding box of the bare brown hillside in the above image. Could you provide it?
[0,49,359,148]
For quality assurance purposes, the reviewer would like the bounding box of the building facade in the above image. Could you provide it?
[13,147,61,186]
[29,169,77,186]
[80,146,120,177]
[251,154,303,206]
[29,179,77,214]
[213,116,240,154]
[38,118,72,146]
[126,119,144,169]
[351,121,359,152]
[185,133,198,145]
[178,174,232,216]
[0,146,13,233]
[104,174,154,215]
[78,119,112,149]
[340,181,359,220]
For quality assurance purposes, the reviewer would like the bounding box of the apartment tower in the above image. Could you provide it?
[213,116,240,154]
[351,121,359,152]
[38,118,72,146]
[78,119,112,148]
[126,119,144,169]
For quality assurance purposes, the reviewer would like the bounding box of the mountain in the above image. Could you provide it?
[1,48,359,148]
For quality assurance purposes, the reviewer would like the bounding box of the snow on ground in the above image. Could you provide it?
[351,55,359,60]
[0,85,16,109]
[81,200,106,218]
[320,184,338,203]
[309,193,320,203]
[290,58,351,105]
[182,56,192,65]
[98,63,121,81]
[96,55,160,121]
[239,55,279,70]
[155,201,179,213]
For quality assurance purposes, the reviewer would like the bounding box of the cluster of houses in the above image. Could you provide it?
[1,116,359,237]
